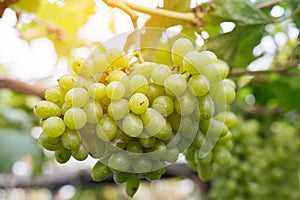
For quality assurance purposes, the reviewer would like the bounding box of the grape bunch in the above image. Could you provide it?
[34,37,237,197]
[207,119,300,200]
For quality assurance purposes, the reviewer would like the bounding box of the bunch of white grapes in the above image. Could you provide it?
[34,37,237,197]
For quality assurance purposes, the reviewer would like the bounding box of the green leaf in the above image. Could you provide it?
[0,129,43,172]
[11,0,40,13]
[205,25,264,68]
[211,0,270,25]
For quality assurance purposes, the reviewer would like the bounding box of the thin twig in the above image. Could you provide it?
[0,76,45,99]
[102,0,138,29]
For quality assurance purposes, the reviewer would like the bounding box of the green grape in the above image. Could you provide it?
[55,148,71,164]
[164,147,180,162]
[105,48,129,69]
[92,53,108,74]
[64,107,87,130]
[43,117,65,138]
[145,167,166,181]
[168,111,181,131]
[65,87,89,107]
[83,101,103,124]
[61,129,81,150]
[129,74,148,94]
[215,111,238,129]
[107,70,129,89]
[188,75,210,97]
[171,38,193,69]
[91,161,112,182]
[88,83,106,99]
[151,64,172,85]
[106,81,126,100]
[197,164,213,181]
[201,62,224,83]
[141,108,166,136]
[197,151,213,165]
[138,136,156,148]
[44,86,65,106]
[107,98,129,120]
[151,95,174,117]
[213,145,231,165]
[164,74,187,97]
[154,121,173,141]
[125,174,140,197]
[96,115,118,141]
[71,143,89,161]
[108,151,131,171]
[196,95,215,120]
[61,103,70,114]
[174,90,197,116]
[71,57,85,75]
[114,129,132,149]
[34,100,61,119]
[126,140,143,153]
[191,129,205,148]
[129,62,155,79]
[113,172,131,184]
[210,81,236,104]
[217,131,232,144]
[58,74,76,91]
[147,83,165,103]
[146,140,167,159]
[38,132,62,151]
[132,156,152,173]
[122,113,143,137]
[129,93,149,114]
[183,50,218,75]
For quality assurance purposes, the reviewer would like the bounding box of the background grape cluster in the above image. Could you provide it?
[34,37,237,197]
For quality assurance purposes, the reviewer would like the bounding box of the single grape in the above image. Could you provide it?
[146,140,167,159]
[83,101,103,124]
[64,107,87,130]
[151,64,172,85]
[197,164,213,181]
[55,148,71,164]
[197,151,213,165]
[171,38,194,69]
[188,75,210,96]
[147,83,165,103]
[125,174,140,197]
[213,146,231,165]
[174,90,197,116]
[215,111,238,129]
[183,50,218,75]
[96,115,118,141]
[126,140,143,153]
[107,98,129,120]
[43,117,65,138]
[106,81,126,100]
[58,74,76,91]
[114,129,133,149]
[196,95,215,120]
[113,172,131,184]
[44,86,65,106]
[108,151,131,171]
[71,57,85,75]
[132,156,152,173]
[129,74,148,94]
[154,121,173,141]
[65,87,89,107]
[129,62,155,79]
[107,70,129,89]
[138,136,156,148]
[88,83,106,99]
[61,129,81,150]
[140,108,166,136]
[34,100,61,119]
[122,113,143,137]
[210,81,236,104]
[164,74,187,97]
[71,143,89,161]
[91,161,112,182]
[129,93,149,114]
[105,48,129,69]
[38,132,62,151]
[167,111,181,131]
[151,95,174,117]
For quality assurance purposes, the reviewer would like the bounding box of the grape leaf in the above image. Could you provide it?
[211,0,271,25]
[11,0,40,13]
[205,25,264,68]
[0,129,43,172]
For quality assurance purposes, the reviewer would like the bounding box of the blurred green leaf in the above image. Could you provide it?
[0,129,42,172]
[206,25,264,68]
[0,105,33,130]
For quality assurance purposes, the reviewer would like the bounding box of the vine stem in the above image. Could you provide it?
[229,60,300,77]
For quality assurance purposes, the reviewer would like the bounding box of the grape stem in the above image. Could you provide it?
[229,60,300,77]
[0,76,45,99]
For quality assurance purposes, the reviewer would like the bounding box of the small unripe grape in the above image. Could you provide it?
[125,174,140,197]
[171,38,194,68]
[91,161,112,182]
[44,86,65,106]
[174,90,197,116]
[151,64,172,85]
[55,148,71,164]
[58,74,76,91]
[107,98,129,120]
[43,117,65,138]
[38,132,62,151]
[122,113,143,137]
[106,81,126,100]
[129,74,148,94]
[64,107,87,130]
[129,93,149,114]
[188,75,210,97]
[61,129,81,150]
[65,87,89,107]
[141,108,166,136]
[71,144,89,161]
[83,101,103,124]
[34,100,61,119]
[151,95,174,117]
[88,83,106,99]
[164,74,187,97]
[113,172,131,184]
[96,115,118,141]
[147,83,165,103]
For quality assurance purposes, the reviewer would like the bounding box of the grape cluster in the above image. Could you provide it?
[207,119,300,200]
[34,37,237,197]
